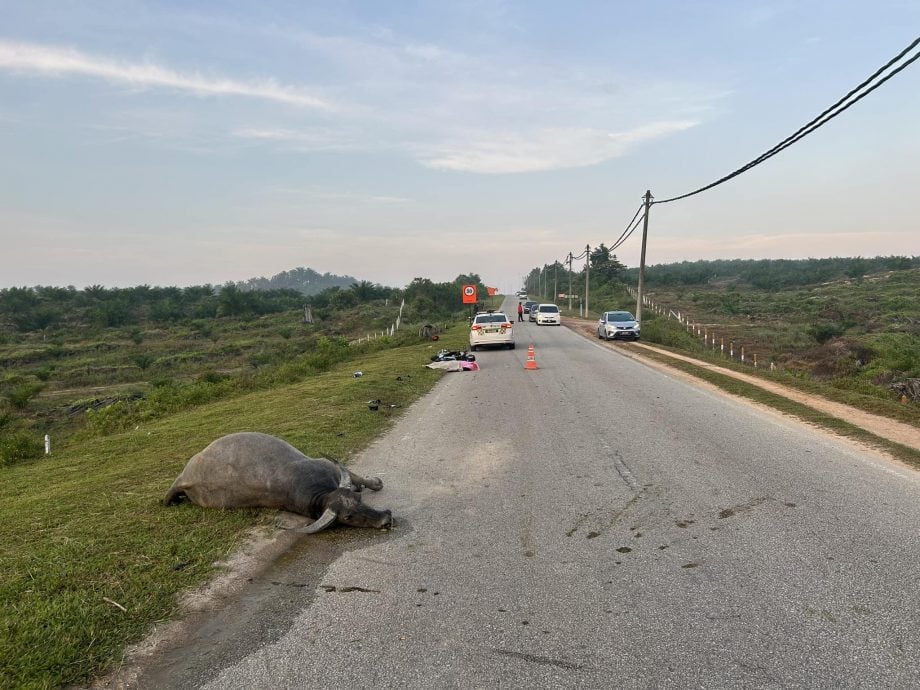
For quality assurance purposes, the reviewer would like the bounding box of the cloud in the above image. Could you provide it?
[419,121,698,174]
[232,126,357,151]
[0,40,334,110]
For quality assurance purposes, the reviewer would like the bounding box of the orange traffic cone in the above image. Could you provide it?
[525,343,538,370]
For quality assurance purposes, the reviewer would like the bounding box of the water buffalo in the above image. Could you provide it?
[163,432,392,533]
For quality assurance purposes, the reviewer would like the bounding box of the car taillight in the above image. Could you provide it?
[471,324,482,330]
[502,323,512,329]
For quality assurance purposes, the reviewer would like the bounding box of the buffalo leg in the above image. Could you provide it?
[347,471,383,492]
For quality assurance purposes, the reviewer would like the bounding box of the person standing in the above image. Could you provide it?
[517,302,524,322]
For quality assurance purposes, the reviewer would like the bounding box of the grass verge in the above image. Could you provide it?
[0,332,462,689]
[635,348,920,469]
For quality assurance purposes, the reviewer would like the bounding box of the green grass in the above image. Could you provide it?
[634,329,919,430]
[0,331,462,689]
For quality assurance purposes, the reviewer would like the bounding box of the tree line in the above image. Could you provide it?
[0,274,489,336]
[526,252,919,297]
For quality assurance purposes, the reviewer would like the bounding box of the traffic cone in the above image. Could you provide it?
[525,343,538,370]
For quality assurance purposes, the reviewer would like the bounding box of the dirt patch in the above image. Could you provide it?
[566,318,920,453]
[83,517,310,690]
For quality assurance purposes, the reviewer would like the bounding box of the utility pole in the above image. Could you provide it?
[584,244,590,317]
[636,190,653,323]
[567,253,573,311]
[553,262,558,303]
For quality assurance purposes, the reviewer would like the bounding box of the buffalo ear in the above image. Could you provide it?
[297,508,337,534]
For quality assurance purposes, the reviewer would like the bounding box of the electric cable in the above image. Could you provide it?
[606,204,644,252]
[610,208,646,252]
[656,35,920,205]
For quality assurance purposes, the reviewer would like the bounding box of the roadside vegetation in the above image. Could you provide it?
[0,272,488,468]
[0,271,481,688]
[526,253,920,420]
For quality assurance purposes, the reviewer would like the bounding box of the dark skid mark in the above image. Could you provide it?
[322,585,380,593]
[492,648,585,671]
[718,497,769,520]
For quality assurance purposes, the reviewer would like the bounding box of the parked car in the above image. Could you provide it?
[522,300,538,316]
[469,311,515,350]
[597,311,640,340]
[535,303,561,325]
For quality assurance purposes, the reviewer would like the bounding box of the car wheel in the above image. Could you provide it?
[597,329,602,339]
[508,342,515,349]
[470,345,477,352]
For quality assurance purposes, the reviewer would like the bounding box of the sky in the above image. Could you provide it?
[1,1,918,294]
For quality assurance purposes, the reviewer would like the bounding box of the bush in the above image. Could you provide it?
[4,382,45,410]
[865,333,920,377]
[0,430,43,467]
[807,322,845,344]
[640,317,701,350]
[85,401,134,435]
[302,336,350,372]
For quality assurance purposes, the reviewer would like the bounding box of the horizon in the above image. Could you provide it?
[3,254,916,293]
[1,3,918,295]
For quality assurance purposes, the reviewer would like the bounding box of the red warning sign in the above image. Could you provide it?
[462,284,477,304]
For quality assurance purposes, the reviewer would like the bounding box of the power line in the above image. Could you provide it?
[610,208,646,253]
[655,35,920,205]
[606,204,645,253]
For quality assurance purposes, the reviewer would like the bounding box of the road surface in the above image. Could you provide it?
[132,298,920,688]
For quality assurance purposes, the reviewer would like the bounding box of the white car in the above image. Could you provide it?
[535,303,561,325]
[469,311,515,350]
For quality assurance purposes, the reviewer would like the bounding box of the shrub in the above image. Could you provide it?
[85,401,134,435]
[133,353,155,370]
[34,365,55,382]
[640,318,701,350]
[807,322,845,344]
[302,336,350,372]
[4,382,45,409]
[0,430,43,467]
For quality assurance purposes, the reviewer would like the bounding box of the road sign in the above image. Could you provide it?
[462,285,477,304]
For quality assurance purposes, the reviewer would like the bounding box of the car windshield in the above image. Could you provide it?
[539,305,559,312]
[605,312,634,322]
[475,314,508,324]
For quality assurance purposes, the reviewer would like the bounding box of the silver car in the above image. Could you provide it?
[597,311,640,340]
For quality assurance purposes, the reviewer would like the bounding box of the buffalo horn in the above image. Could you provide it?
[298,508,338,534]
[296,461,354,534]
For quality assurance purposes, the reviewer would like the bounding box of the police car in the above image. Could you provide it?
[469,311,515,350]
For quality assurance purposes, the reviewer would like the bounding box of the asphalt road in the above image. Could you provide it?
[138,298,920,688]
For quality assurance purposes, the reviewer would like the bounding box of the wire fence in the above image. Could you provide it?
[349,298,406,345]
[624,286,776,370]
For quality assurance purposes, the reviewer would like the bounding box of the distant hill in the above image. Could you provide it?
[235,267,358,295]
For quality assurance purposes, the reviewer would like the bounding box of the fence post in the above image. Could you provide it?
[44,434,51,456]
[730,340,734,358]
[741,345,745,363]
